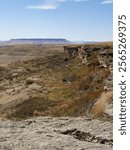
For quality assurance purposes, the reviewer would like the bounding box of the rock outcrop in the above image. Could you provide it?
[0,117,112,150]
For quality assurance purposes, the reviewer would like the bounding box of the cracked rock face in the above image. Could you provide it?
[0,117,112,150]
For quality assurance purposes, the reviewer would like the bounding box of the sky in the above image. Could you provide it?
[0,0,113,41]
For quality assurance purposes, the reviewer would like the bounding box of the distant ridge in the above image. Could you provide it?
[0,39,105,45]
[0,38,72,45]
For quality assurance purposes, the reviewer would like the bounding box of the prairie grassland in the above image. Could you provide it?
[0,43,113,120]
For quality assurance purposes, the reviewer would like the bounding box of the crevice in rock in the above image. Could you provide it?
[58,129,113,146]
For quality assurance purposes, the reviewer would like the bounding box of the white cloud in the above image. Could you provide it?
[26,0,89,10]
[26,4,58,10]
[101,0,113,4]
[26,0,61,10]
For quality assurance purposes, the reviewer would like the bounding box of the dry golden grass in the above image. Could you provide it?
[7,61,110,120]
[91,91,113,117]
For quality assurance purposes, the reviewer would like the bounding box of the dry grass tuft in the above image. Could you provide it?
[91,91,112,117]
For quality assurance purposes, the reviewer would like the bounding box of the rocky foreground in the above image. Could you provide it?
[0,117,112,150]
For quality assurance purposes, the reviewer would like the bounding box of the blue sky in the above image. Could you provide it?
[0,0,113,41]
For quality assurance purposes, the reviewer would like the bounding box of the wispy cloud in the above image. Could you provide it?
[101,0,113,4]
[26,0,61,10]
[26,4,59,10]
[26,0,89,10]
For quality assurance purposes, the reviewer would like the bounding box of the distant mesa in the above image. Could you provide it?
[0,39,101,45]
[0,38,72,45]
